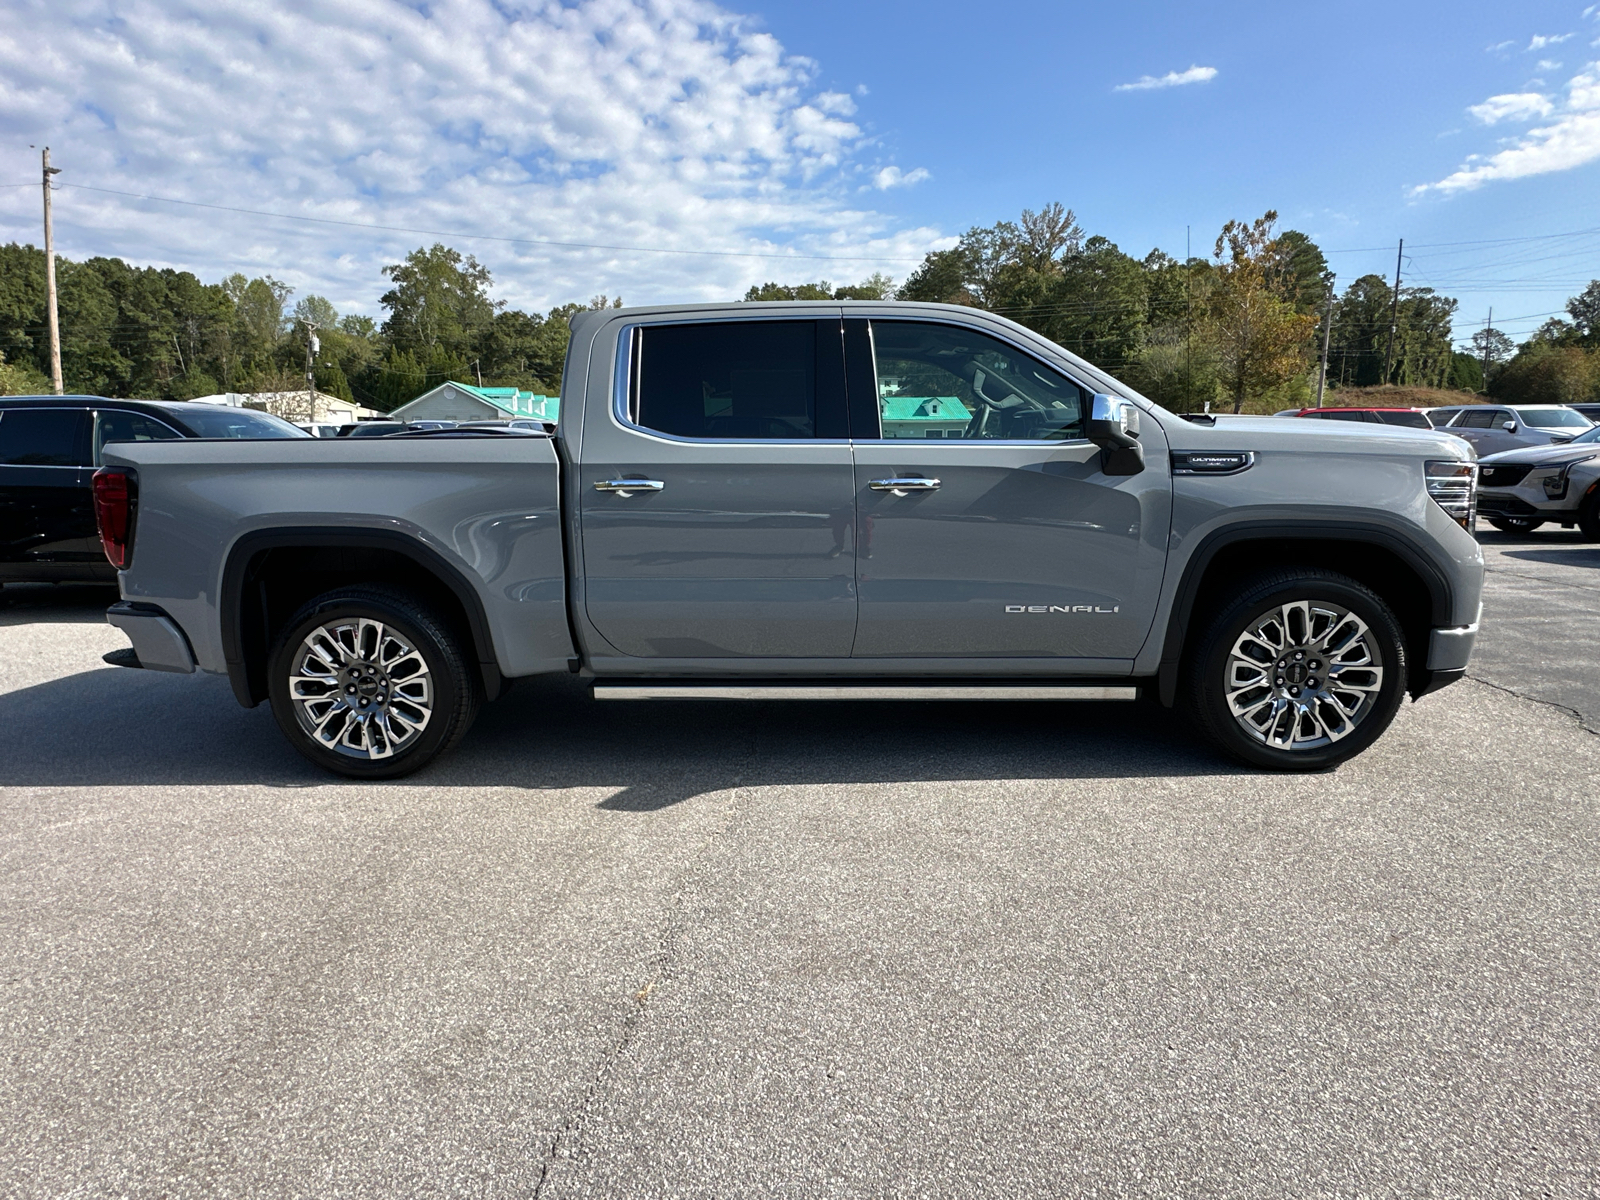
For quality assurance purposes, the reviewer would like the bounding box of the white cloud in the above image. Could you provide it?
[1487,39,1515,52]
[870,166,929,190]
[0,0,943,313]
[1538,58,1564,71]
[1113,65,1218,92]
[1416,61,1600,193]
[1529,32,1573,50]
[1468,92,1554,123]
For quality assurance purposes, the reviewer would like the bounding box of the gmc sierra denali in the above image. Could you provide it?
[93,301,1484,777]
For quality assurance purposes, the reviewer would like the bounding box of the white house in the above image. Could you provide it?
[389,382,559,424]
[190,392,382,425]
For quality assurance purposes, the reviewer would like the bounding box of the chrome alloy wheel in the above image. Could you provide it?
[1224,600,1384,751]
[288,618,433,760]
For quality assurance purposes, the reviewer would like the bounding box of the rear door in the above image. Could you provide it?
[577,316,859,659]
[1450,407,1510,455]
[0,406,95,568]
[846,318,1170,662]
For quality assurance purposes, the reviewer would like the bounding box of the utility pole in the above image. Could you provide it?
[1316,275,1336,407]
[1381,238,1403,386]
[1184,225,1192,409]
[1480,308,1492,391]
[302,321,320,422]
[41,147,63,394]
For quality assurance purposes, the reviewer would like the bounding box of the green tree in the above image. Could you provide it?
[379,244,499,358]
[1490,344,1600,405]
[1205,211,1317,412]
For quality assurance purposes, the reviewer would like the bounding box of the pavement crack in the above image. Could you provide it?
[1465,672,1599,736]
[531,772,758,1197]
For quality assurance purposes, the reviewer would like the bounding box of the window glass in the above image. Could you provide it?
[0,408,88,466]
[173,406,310,438]
[633,321,819,439]
[1309,410,1372,422]
[1377,411,1431,428]
[94,409,182,464]
[1515,407,1591,429]
[1455,409,1497,429]
[869,321,1086,441]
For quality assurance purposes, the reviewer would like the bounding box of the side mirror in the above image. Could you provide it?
[1503,420,1517,432]
[1087,394,1144,475]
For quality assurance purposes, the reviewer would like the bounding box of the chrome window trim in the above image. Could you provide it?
[850,314,1096,448]
[0,405,91,469]
[609,319,848,447]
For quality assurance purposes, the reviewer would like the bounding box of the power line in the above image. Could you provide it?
[39,184,929,265]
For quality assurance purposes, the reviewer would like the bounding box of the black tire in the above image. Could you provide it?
[1579,486,1600,543]
[267,586,481,779]
[1183,568,1407,771]
[1488,516,1545,533]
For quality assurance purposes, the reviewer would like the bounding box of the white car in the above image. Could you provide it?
[1476,423,1600,537]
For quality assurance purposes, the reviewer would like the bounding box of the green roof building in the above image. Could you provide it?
[390,381,559,424]
[879,395,970,439]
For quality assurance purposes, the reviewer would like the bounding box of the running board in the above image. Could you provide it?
[593,684,1138,702]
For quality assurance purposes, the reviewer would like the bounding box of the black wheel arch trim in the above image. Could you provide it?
[1155,520,1454,707]
[220,526,503,709]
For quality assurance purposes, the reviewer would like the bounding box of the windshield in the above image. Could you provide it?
[1569,425,1600,444]
[1514,407,1593,429]
[173,406,310,438]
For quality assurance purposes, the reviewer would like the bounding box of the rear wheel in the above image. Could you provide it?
[1488,516,1545,533]
[1184,569,1407,771]
[267,586,480,779]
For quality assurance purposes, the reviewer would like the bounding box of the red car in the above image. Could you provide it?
[1287,406,1433,429]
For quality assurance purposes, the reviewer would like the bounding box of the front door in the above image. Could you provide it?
[847,319,1169,662]
[577,316,859,659]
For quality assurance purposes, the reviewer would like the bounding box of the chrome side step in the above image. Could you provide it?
[594,684,1139,702]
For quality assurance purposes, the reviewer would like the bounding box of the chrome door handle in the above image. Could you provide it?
[594,479,665,495]
[869,477,941,494]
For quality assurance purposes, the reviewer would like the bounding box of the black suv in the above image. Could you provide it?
[0,396,307,585]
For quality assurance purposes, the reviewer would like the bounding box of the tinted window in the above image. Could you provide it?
[1515,407,1592,429]
[1455,409,1497,429]
[869,320,1086,441]
[633,321,824,439]
[171,406,310,438]
[0,408,88,466]
[1307,410,1373,422]
[94,409,182,464]
[1376,411,1431,428]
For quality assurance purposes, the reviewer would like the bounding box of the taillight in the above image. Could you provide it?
[92,468,136,569]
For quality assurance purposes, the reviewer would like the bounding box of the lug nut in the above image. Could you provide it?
[1294,651,1304,661]
[1307,678,1318,688]
[1275,676,1284,685]
[359,698,369,707]
[346,684,357,694]
[1309,659,1320,669]
[1289,687,1301,697]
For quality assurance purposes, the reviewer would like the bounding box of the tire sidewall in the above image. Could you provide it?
[1191,574,1407,771]
[267,593,466,779]
[1579,487,1600,542]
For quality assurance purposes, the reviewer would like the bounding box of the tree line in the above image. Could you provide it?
[0,242,608,411]
[2,206,1598,414]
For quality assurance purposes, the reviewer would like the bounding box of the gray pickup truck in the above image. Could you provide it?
[93,301,1484,777]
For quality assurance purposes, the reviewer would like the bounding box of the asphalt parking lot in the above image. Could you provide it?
[2,532,1597,1199]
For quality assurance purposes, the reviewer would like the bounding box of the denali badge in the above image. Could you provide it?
[1006,605,1120,614]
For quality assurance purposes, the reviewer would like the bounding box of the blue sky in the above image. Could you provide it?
[1,0,1598,348]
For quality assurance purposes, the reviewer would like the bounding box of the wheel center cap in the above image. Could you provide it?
[1285,663,1309,686]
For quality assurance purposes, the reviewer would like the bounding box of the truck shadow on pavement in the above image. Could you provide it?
[0,669,1240,802]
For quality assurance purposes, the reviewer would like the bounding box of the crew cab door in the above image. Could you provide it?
[846,318,1169,662]
[577,317,858,659]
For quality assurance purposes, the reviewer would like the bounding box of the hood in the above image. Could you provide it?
[1480,441,1600,466]
[1160,413,1473,460]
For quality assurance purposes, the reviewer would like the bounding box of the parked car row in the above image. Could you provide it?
[1,396,307,584]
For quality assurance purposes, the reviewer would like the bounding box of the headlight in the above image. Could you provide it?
[1425,460,1476,530]
[1538,454,1598,500]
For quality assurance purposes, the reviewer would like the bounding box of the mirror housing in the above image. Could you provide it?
[1503,420,1517,432]
[1087,394,1144,475]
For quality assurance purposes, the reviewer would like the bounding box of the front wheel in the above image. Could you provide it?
[1184,569,1407,771]
[1578,486,1600,542]
[1488,516,1545,534]
[267,586,481,779]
